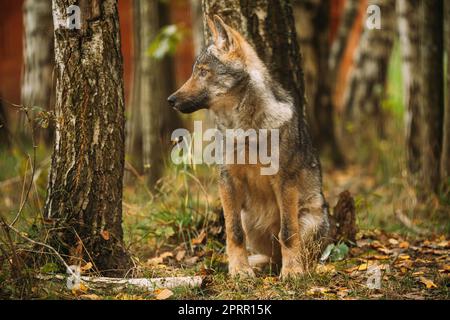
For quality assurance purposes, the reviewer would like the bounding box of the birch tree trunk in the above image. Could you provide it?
[397,0,422,175]
[20,0,54,143]
[342,0,396,138]
[294,0,345,167]
[45,0,130,275]
[420,0,444,194]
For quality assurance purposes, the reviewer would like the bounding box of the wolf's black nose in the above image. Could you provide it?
[167,95,177,107]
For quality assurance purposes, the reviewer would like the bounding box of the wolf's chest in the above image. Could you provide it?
[228,164,279,218]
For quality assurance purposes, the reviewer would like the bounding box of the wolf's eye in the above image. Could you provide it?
[199,69,208,77]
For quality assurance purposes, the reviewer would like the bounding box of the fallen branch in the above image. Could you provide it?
[394,209,427,236]
[37,274,203,291]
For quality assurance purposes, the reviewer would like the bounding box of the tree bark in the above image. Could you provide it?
[20,0,54,143]
[342,0,396,138]
[420,0,444,194]
[397,0,422,175]
[294,0,346,167]
[45,0,130,275]
[441,0,450,194]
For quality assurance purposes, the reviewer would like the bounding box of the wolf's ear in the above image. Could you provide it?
[206,16,218,44]
[211,15,238,52]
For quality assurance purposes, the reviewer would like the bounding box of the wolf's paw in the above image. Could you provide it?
[229,264,256,278]
[280,265,305,279]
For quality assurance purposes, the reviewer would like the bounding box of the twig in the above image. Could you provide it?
[1,219,77,278]
[0,98,38,227]
[394,209,427,235]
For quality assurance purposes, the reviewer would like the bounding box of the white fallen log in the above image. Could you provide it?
[37,274,203,291]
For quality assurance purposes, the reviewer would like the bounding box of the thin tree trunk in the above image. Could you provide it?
[441,0,450,193]
[397,0,422,175]
[126,0,181,188]
[190,0,205,56]
[342,0,396,138]
[138,0,163,188]
[294,0,345,167]
[20,0,54,144]
[420,0,444,194]
[45,0,130,275]
[125,0,143,179]
[0,99,10,148]
[329,0,359,81]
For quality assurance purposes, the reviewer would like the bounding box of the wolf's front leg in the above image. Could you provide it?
[275,184,304,278]
[219,180,255,278]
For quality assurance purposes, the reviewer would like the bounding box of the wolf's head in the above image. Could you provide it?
[168,15,255,114]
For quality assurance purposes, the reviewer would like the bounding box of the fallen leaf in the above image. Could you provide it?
[370,255,390,260]
[81,262,93,272]
[72,282,88,295]
[101,230,110,241]
[437,240,450,248]
[438,265,450,273]
[316,264,336,274]
[419,277,437,289]
[398,254,410,260]
[345,265,359,273]
[412,271,424,277]
[155,288,173,300]
[80,294,100,300]
[307,287,328,295]
[176,250,186,261]
[399,241,410,249]
[147,257,164,265]
[337,288,350,298]
[389,238,399,245]
[115,293,143,300]
[185,256,199,265]
[160,252,173,259]
[192,230,206,245]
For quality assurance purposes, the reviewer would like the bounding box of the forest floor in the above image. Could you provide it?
[1,145,448,299]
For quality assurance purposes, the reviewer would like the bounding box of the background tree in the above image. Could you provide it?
[0,99,10,148]
[294,0,345,167]
[20,0,54,143]
[342,0,396,138]
[329,0,359,85]
[442,0,450,194]
[419,0,444,194]
[126,0,181,188]
[45,0,130,275]
[397,0,422,175]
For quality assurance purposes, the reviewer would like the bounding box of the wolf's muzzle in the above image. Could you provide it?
[167,94,177,108]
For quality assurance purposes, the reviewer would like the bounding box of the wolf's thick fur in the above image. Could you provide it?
[168,16,329,278]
